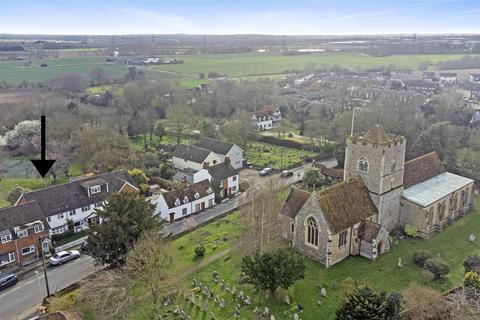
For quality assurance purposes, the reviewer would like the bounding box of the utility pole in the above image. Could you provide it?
[39,237,50,297]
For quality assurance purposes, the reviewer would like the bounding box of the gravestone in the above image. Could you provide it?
[469,234,476,242]
[397,257,403,268]
[220,299,226,309]
[285,294,290,305]
[320,288,327,297]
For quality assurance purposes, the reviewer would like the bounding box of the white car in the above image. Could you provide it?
[49,250,80,266]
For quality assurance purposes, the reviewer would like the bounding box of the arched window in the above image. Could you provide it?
[391,159,396,173]
[357,158,369,173]
[306,217,319,247]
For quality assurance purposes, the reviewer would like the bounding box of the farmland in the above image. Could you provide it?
[0,52,474,86]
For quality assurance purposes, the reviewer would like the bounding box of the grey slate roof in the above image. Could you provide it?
[172,144,212,164]
[208,163,238,181]
[196,137,237,155]
[19,170,136,217]
[0,201,46,232]
[162,179,212,208]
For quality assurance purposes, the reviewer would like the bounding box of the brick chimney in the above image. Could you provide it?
[224,157,231,166]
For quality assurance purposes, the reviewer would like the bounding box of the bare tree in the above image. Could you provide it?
[167,105,191,145]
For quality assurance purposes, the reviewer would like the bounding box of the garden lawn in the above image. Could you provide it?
[0,178,48,208]
[245,142,317,169]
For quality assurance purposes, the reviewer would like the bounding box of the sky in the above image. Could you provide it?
[0,0,479,35]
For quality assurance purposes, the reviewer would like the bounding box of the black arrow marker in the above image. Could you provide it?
[31,115,56,178]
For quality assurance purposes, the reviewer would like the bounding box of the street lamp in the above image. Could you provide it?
[38,237,51,297]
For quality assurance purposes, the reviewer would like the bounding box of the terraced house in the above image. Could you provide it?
[282,125,476,267]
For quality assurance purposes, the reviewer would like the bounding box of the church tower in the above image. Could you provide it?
[344,125,406,231]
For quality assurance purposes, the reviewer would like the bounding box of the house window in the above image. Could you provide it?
[194,192,200,200]
[21,245,36,255]
[175,199,181,207]
[213,160,217,165]
[357,158,368,173]
[69,209,76,216]
[306,217,319,247]
[182,208,188,216]
[53,226,65,234]
[183,196,189,204]
[208,199,214,206]
[94,202,102,208]
[47,217,51,222]
[0,234,12,244]
[81,205,90,212]
[195,204,201,212]
[57,213,64,219]
[233,176,237,181]
[34,224,44,233]
[0,252,15,266]
[16,229,28,238]
[90,186,101,195]
[338,230,348,247]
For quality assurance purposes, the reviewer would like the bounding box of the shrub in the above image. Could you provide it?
[424,258,449,280]
[128,168,148,185]
[194,245,206,258]
[385,292,402,320]
[336,287,387,320]
[413,250,432,267]
[7,185,26,205]
[404,224,418,238]
[464,271,480,292]
[463,255,480,273]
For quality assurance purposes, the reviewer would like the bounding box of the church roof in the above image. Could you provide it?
[403,151,445,188]
[317,176,378,234]
[402,172,474,207]
[357,220,382,243]
[281,188,311,219]
[350,124,404,145]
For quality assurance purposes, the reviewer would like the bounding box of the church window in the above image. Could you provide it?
[338,230,348,247]
[357,158,369,173]
[391,159,396,173]
[306,218,319,247]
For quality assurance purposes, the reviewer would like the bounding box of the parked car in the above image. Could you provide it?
[49,250,80,266]
[280,170,294,178]
[259,167,273,176]
[0,273,18,291]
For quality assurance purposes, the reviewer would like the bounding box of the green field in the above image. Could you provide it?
[0,52,472,86]
[245,142,317,169]
[0,57,127,84]
[0,178,49,208]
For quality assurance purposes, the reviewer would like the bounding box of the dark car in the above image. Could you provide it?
[259,167,273,176]
[0,273,18,291]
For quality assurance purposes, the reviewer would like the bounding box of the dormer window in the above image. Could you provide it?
[207,187,212,194]
[183,196,189,204]
[194,192,200,200]
[174,198,181,207]
[90,185,101,195]
[0,233,12,244]
[34,224,44,233]
[17,229,28,238]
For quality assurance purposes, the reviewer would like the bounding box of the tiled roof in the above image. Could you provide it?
[0,201,46,232]
[317,176,377,234]
[196,137,237,155]
[357,220,382,243]
[314,163,344,179]
[172,144,212,164]
[208,163,238,181]
[20,170,136,217]
[281,188,311,219]
[403,151,445,188]
[162,179,212,209]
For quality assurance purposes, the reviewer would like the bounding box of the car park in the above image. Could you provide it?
[259,167,273,176]
[49,250,80,266]
[0,273,18,291]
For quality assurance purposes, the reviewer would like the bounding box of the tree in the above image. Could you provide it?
[4,120,40,152]
[128,168,148,185]
[221,112,254,148]
[464,255,480,273]
[201,121,217,138]
[464,272,480,293]
[48,73,87,97]
[89,66,108,86]
[303,169,324,188]
[167,105,191,145]
[385,292,402,320]
[241,247,305,295]
[154,122,166,141]
[425,257,450,280]
[7,186,27,205]
[85,192,161,268]
[401,283,449,320]
[336,287,387,320]
[126,231,173,316]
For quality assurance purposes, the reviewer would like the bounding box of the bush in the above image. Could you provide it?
[194,245,206,258]
[404,224,418,238]
[464,271,480,292]
[7,185,27,205]
[128,168,148,185]
[463,255,480,273]
[413,250,432,267]
[424,258,449,280]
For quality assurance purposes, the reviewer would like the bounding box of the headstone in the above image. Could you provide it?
[263,307,269,317]
[293,313,299,320]
[270,316,275,320]
[238,291,244,300]
[317,298,322,306]
[470,234,476,242]
[285,294,291,305]
[245,296,252,305]
[190,293,195,304]
[397,257,403,268]
[320,288,327,297]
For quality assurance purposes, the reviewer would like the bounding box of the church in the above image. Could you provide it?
[281,125,477,268]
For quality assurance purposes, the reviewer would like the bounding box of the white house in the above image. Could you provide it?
[251,108,282,131]
[195,137,244,169]
[172,144,224,171]
[150,179,215,223]
[173,169,212,185]
[205,162,240,198]
[15,170,138,235]
[439,72,457,84]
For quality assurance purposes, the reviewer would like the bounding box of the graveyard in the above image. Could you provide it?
[113,196,480,319]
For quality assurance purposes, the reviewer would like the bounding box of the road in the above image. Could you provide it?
[0,255,97,320]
